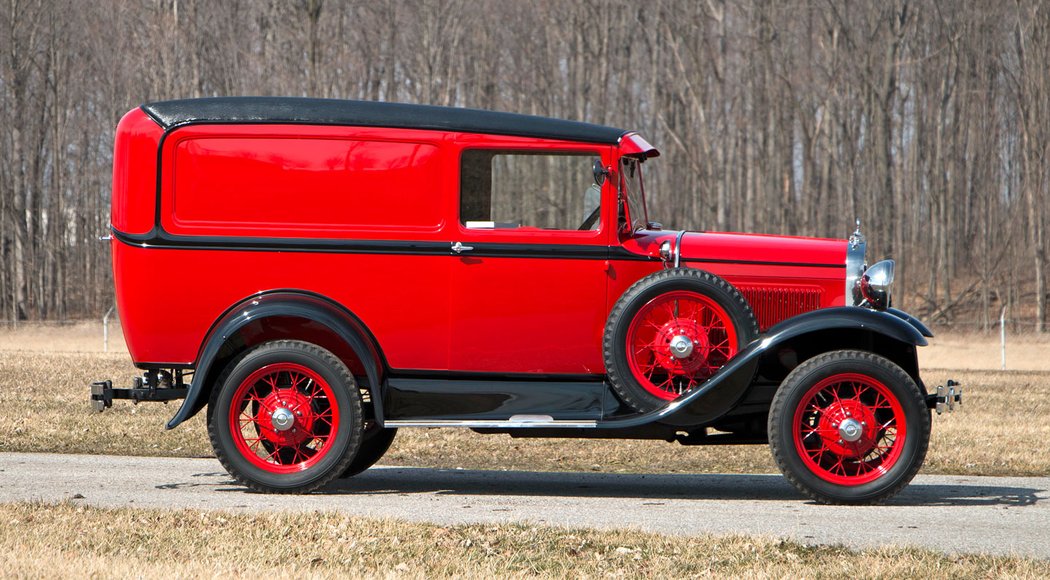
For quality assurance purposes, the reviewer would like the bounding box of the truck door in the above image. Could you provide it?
[447,144,614,375]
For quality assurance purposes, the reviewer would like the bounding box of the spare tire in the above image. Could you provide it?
[603,268,759,413]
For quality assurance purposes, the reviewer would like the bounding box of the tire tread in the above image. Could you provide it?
[208,340,362,494]
[767,349,930,505]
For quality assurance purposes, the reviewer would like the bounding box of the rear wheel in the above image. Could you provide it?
[768,350,930,504]
[208,340,362,493]
[603,268,758,412]
[341,423,397,478]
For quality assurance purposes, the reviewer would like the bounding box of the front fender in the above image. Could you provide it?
[887,307,934,338]
[597,307,928,429]
[165,290,384,429]
[762,306,928,347]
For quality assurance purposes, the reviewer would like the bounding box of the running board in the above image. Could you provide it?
[384,415,598,429]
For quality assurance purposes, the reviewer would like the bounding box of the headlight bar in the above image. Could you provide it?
[846,220,867,306]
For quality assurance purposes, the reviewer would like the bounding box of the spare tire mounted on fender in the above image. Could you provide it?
[603,268,759,413]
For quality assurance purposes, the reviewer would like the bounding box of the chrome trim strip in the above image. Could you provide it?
[674,230,687,268]
[384,419,598,429]
[846,224,867,306]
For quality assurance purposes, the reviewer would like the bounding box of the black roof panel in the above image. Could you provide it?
[142,97,628,144]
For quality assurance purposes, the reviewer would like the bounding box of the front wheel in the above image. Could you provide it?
[208,340,363,493]
[768,350,930,504]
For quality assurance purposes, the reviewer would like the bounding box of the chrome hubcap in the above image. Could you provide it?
[669,335,694,359]
[838,418,863,442]
[271,407,295,432]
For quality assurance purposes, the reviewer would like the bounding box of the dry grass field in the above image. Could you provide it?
[919,331,1050,372]
[2,502,1047,578]
[0,323,1047,477]
[2,323,1048,576]
[0,321,128,354]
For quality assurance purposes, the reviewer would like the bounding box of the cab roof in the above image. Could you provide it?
[142,97,630,145]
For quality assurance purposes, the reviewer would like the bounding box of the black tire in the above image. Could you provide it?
[603,268,759,413]
[768,350,930,505]
[208,340,363,493]
[341,423,397,478]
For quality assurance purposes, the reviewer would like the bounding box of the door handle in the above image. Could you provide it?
[451,241,474,254]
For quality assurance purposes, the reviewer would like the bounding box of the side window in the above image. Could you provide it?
[460,150,601,230]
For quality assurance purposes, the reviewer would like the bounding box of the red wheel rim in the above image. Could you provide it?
[792,373,907,486]
[228,362,340,473]
[625,290,740,400]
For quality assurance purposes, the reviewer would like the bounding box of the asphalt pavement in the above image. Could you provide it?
[1,452,1047,558]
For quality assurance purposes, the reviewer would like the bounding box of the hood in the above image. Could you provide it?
[678,231,845,267]
[623,230,846,267]
[621,229,854,328]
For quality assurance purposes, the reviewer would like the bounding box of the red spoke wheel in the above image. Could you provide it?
[230,363,339,473]
[625,290,740,400]
[769,350,930,505]
[792,373,906,485]
[208,340,362,493]
[604,268,758,413]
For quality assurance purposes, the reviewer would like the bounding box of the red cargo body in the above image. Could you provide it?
[112,109,845,371]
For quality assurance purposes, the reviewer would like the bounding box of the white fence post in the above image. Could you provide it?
[1000,305,1007,371]
[103,305,115,353]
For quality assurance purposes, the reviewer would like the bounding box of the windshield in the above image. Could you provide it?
[619,157,648,232]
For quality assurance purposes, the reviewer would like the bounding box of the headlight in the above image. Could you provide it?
[860,260,895,309]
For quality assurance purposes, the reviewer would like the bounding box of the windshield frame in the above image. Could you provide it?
[619,156,649,233]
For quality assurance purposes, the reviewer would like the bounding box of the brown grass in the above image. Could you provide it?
[2,502,1047,578]
[2,329,1047,574]
[0,351,207,457]
[0,321,128,354]
[919,331,1050,372]
[0,345,1047,477]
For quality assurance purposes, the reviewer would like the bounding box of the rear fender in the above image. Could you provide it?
[165,291,384,429]
[598,307,928,429]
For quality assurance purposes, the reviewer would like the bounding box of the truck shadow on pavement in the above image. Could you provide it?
[282,468,1046,507]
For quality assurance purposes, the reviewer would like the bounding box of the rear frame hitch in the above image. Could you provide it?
[926,379,962,415]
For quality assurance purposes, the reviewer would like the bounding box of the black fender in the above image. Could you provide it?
[887,307,934,338]
[597,307,928,429]
[166,291,384,430]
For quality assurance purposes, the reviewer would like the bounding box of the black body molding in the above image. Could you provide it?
[112,228,614,260]
[112,228,861,270]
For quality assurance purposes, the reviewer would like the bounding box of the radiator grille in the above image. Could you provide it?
[738,286,824,331]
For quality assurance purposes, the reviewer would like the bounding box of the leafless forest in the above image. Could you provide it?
[1,0,1048,331]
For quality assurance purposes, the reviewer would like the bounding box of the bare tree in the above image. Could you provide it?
[0,0,1048,330]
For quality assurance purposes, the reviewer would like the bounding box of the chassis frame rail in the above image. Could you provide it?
[90,379,188,412]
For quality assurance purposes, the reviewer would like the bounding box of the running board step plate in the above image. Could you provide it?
[385,415,598,429]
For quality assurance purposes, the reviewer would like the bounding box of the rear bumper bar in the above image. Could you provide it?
[90,379,187,412]
[926,379,962,415]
